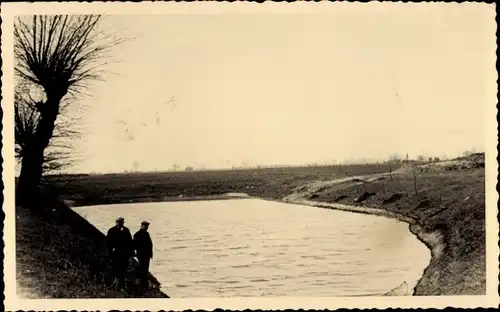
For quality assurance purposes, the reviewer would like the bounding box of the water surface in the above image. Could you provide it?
[73,198,430,297]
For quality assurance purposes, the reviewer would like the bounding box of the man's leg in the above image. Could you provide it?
[117,256,128,290]
[110,255,120,288]
[139,256,150,288]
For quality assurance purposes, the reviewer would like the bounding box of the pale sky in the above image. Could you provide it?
[65,6,494,173]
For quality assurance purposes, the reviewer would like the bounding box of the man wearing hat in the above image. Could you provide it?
[133,221,154,289]
[106,217,134,290]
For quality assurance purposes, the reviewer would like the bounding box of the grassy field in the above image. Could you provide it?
[45,163,401,206]
[21,157,486,297]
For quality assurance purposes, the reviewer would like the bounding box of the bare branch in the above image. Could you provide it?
[14,15,126,179]
[14,15,125,101]
[15,87,80,174]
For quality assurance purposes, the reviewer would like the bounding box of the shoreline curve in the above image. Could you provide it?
[73,191,436,296]
[276,196,439,296]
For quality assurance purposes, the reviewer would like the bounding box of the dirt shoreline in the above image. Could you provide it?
[276,196,440,296]
[64,192,251,208]
[277,169,485,296]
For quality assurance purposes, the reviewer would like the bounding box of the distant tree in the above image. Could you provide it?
[434,157,440,162]
[462,148,476,158]
[132,160,140,171]
[388,153,402,163]
[14,15,124,207]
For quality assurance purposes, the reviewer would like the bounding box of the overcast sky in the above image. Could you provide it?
[64,6,494,173]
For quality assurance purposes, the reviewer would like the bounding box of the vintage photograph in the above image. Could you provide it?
[2,2,498,310]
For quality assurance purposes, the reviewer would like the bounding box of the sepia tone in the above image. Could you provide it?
[2,2,498,311]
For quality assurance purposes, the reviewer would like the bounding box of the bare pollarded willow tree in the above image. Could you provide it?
[14,15,124,207]
[15,81,80,175]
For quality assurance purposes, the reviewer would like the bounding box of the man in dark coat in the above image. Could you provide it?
[133,221,153,289]
[106,217,134,290]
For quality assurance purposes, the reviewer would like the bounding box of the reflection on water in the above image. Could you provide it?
[73,199,430,297]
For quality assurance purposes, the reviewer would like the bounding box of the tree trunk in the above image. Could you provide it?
[16,148,45,207]
[16,96,61,208]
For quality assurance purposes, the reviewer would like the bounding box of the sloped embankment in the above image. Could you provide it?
[16,195,169,298]
[282,168,486,296]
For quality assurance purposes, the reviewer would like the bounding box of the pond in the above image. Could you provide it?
[73,198,431,297]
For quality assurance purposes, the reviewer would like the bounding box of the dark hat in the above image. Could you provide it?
[116,217,124,222]
[141,221,150,226]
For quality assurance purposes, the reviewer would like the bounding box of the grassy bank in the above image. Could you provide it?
[45,163,399,206]
[16,193,169,298]
[287,168,486,295]
[43,160,485,296]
